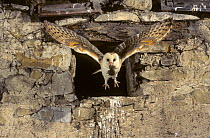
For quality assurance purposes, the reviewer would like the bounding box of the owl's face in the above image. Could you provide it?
[101,53,121,69]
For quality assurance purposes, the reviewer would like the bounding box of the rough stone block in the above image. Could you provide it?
[73,107,95,121]
[171,95,186,101]
[140,69,187,81]
[201,72,210,85]
[80,100,94,108]
[14,107,33,117]
[52,71,74,95]
[95,11,140,22]
[192,89,210,104]
[174,85,194,95]
[0,113,6,126]
[120,98,134,106]
[160,55,176,66]
[30,69,43,80]
[16,42,74,72]
[120,105,134,112]
[134,102,145,111]
[139,12,199,22]
[55,18,88,26]
[5,75,35,93]
[196,19,210,43]
[32,106,72,123]
[64,93,78,103]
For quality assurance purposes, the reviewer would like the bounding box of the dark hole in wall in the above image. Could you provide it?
[74,41,128,100]
[152,0,162,11]
[0,82,8,103]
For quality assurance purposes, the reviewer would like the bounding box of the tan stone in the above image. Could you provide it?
[174,85,194,95]
[95,11,140,22]
[192,89,210,104]
[139,12,199,22]
[16,53,62,70]
[140,69,187,81]
[30,69,43,80]
[80,100,94,108]
[201,71,210,85]
[73,107,95,121]
[15,107,33,117]
[55,18,88,26]
[0,112,6,126]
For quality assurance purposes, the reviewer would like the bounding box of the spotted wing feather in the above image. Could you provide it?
[114,19,173,62]
[44,20,103,63]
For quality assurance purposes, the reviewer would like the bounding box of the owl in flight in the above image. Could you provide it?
[44,19,172,89]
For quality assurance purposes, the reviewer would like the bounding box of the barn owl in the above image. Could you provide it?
[44,19,172,89]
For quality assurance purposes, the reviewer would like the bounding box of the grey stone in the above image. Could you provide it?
[139,12,199,22]
[5,75,35,93]
[122,0,152,11]
[160,55,176,66]
[51,107,72,123]
[10,4,29,11]
[95,11,140,22]
[52,71,74,95]
[32,106,72,123]
[64,93,78,103]
[32,106,54,122]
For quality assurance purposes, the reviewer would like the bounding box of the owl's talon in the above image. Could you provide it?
[103,84,110,90]
[114,81,120,88]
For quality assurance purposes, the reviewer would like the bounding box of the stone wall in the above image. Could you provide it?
[0,2,210,138]
[0,9,78,121]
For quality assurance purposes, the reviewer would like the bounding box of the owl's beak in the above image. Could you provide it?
[109,62,114,66]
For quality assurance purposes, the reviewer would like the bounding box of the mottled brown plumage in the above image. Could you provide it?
[44,19,173,89]
[114,19,173,62]
[44,20,103,63]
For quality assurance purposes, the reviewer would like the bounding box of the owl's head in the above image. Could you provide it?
[101,53,121,68]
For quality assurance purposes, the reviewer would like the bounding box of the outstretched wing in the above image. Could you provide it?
[114,19,173,62]
[44,20,103,63]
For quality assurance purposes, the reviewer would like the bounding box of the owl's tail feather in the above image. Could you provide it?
[92,69,101,75]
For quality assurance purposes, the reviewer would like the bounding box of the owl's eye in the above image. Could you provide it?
[113,58,116,62]
[107,59,110,62]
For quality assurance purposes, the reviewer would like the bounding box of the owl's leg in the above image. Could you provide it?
[103,83,110,90]
[113,74,120,88]
[114,79,120,88]
[102,76,110,90]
